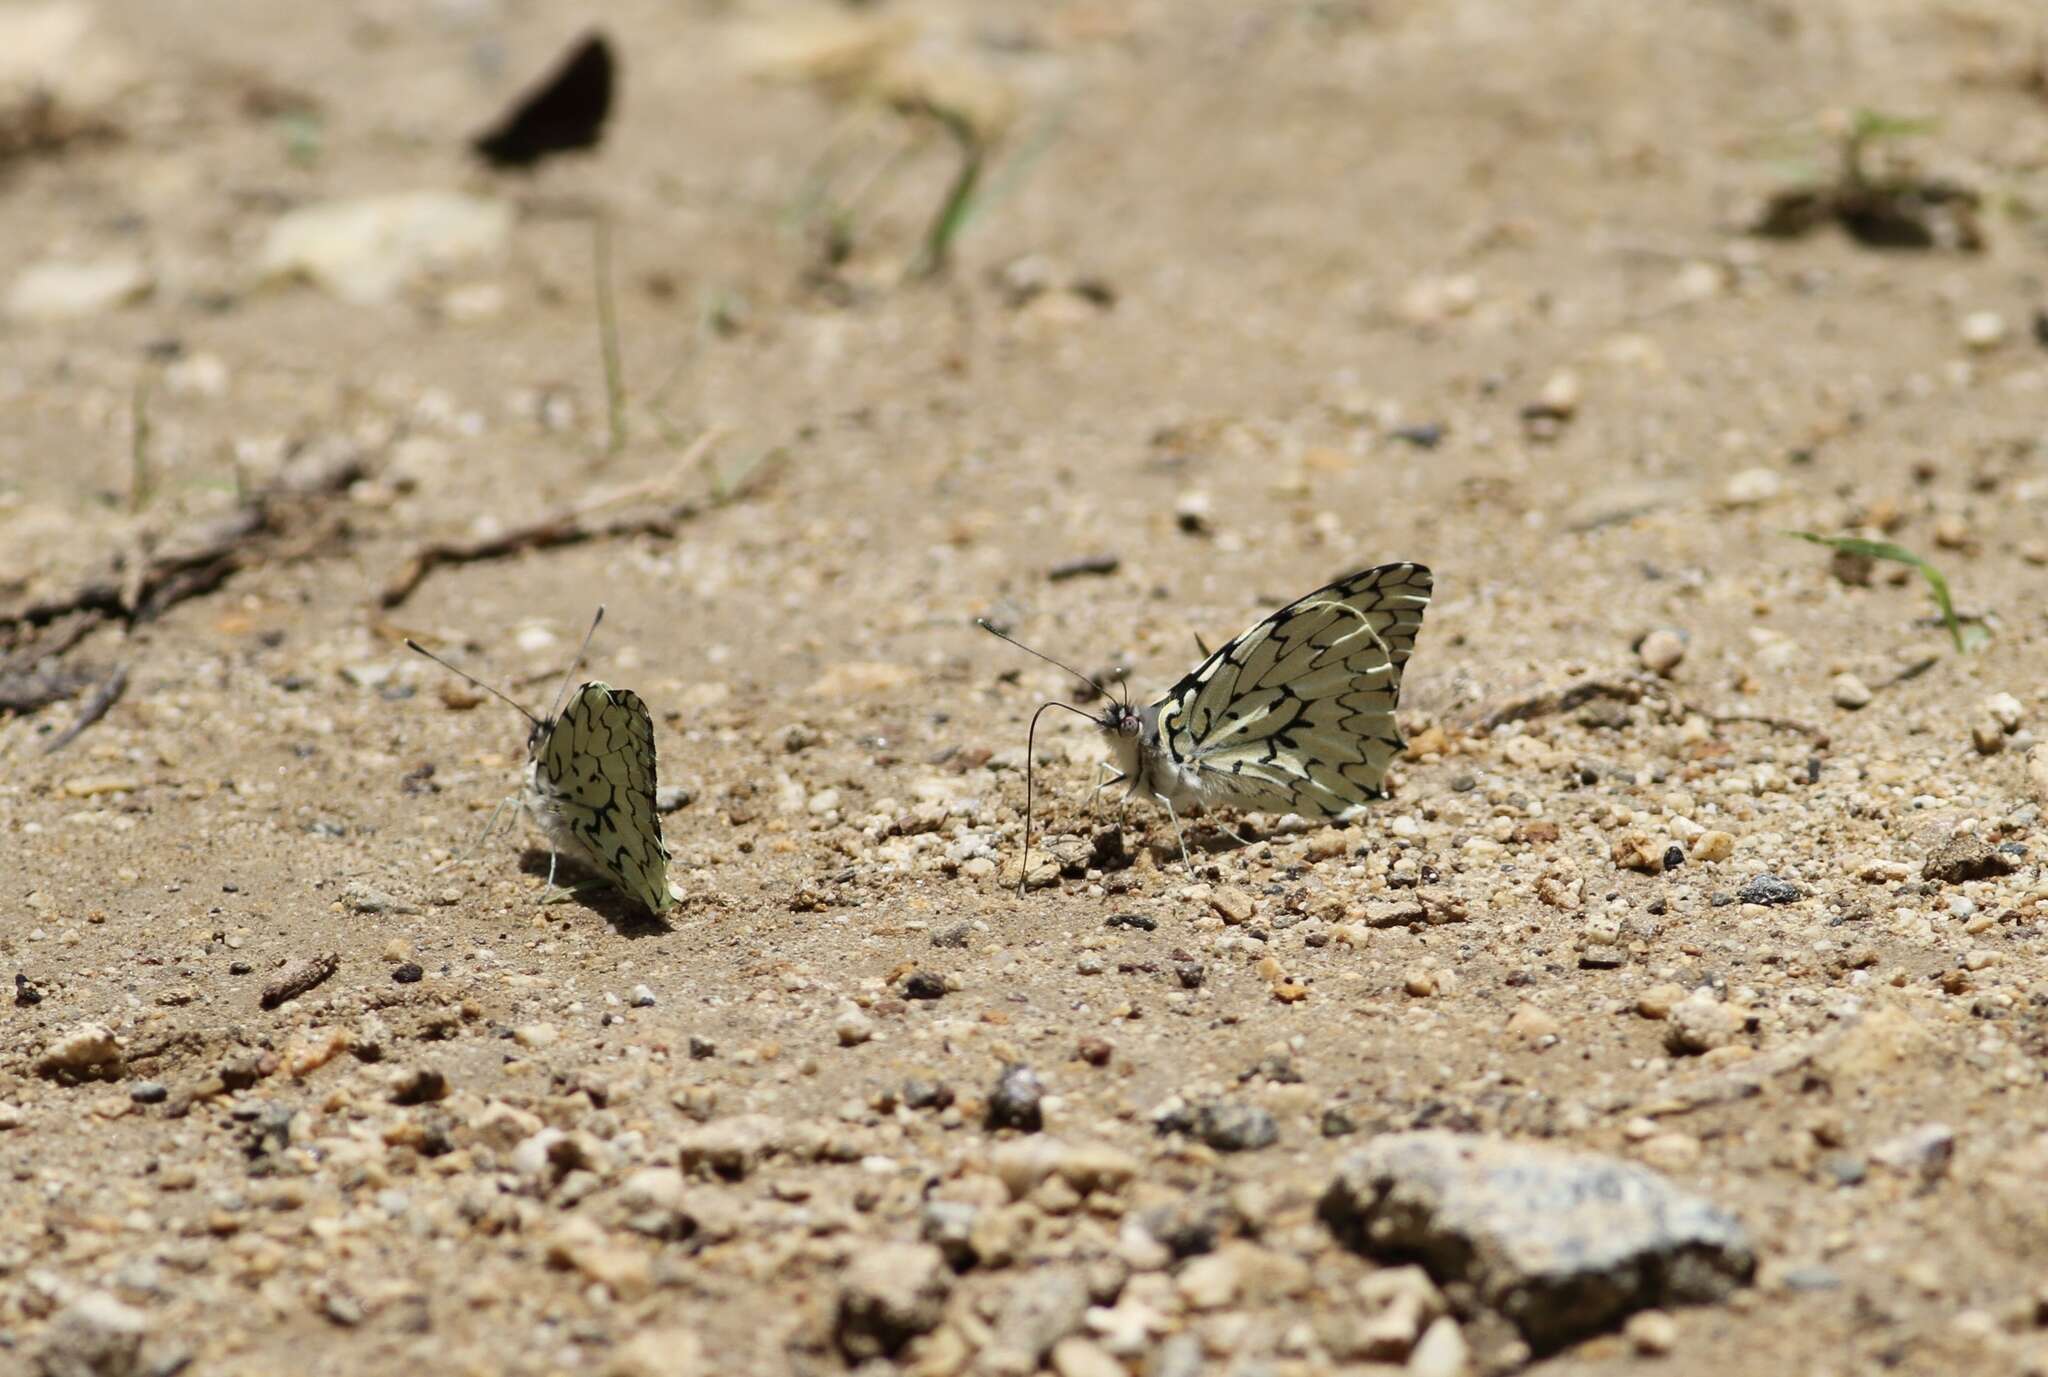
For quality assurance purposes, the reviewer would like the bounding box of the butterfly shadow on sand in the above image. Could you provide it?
[516,848,673,937]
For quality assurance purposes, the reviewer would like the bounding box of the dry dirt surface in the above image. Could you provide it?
[9,2,2048,1375]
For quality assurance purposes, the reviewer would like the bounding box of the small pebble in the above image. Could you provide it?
[1195,1101,1277,1152]
[1986,693,2024,733]
[391,962,424,984]
[1830,674,1872,710]
[630,984,657,1007]
[1612,831,1664,874]
[1723,467,1782,506]
[1626,1309,1679,1356]
[1504,1003,1562,1044]
[1177,1252,1241,1310]
[1960,310,2008,351]
[1407,1317,1470,1377]
[130,1081,168,1105]
[987,1064,1045,1132]
[1666,993,1741,1055]
[1694,831,1735,862]
[1870,1122,1955,1182]
[1403,968,1438,998]
[36,1024,122,1079]
[1209,887,1255,924]
[1972,719,2005,756]
[1636,983,1684,1020]
[1737,874,1801,906]
[836,1006,876,1047]
[903,971,947,1000]
[1637,629,1686,676]
[1536,368,1582,416]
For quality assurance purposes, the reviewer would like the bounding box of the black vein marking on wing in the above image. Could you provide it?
[535,683,671,910]
[1157,563,1432,814]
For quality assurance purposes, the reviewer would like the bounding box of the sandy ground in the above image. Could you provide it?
[8,1,2048,1374]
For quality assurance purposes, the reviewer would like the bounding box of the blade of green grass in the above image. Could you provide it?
[593,214,626,459]
[129,373,154,514]
[1785,531,1982,652]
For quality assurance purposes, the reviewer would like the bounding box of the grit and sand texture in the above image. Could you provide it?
[7,2,2048,1375]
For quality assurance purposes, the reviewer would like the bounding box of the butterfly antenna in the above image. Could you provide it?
[545,605,607,722]
[976,618,1115,700]
[1017,700,1098,896]
[404,640,540,725]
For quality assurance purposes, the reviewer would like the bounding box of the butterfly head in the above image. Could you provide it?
[1100,702,1143,740]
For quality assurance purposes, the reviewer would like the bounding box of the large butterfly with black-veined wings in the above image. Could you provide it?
[407,607,676,915]
[982,562,1432,884]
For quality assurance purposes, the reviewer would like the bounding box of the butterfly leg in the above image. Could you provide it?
[449,793,520,869]
[1160,796,1195,876]
[1088,764,1126,816]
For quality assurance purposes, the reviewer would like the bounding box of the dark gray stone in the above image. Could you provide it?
[987,1064,1044,1132]
[1319,1131,1754,1355]
[1196,1100,1278,1152]
[1737,874,1802,906]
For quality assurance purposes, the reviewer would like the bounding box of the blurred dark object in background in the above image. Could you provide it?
[473,31,614,170]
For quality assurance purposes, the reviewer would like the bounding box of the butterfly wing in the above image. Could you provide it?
[473,33,615,169]
[535,682,674,913]
[1151,563,1433,815]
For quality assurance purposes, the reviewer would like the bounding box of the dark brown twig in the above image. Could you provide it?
[377,430,728,609]
[1466,677,1644,732]
[41,664,129,754]
[1466,673,1821,739]
[0,449,362,655]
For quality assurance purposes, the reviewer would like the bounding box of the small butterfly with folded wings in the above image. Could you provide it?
[981,562,1433,887]
[407,607,677,915]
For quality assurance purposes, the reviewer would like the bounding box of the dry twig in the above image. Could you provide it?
[41,664,129,754]
[376,429,731,609]
[0,448,364,656]
[1465,673,1821,739]
[261,952,340,1010]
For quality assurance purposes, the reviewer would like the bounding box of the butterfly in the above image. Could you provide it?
[406,606,676,915]
[981,562,1433,885]
[473,32,615,170]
